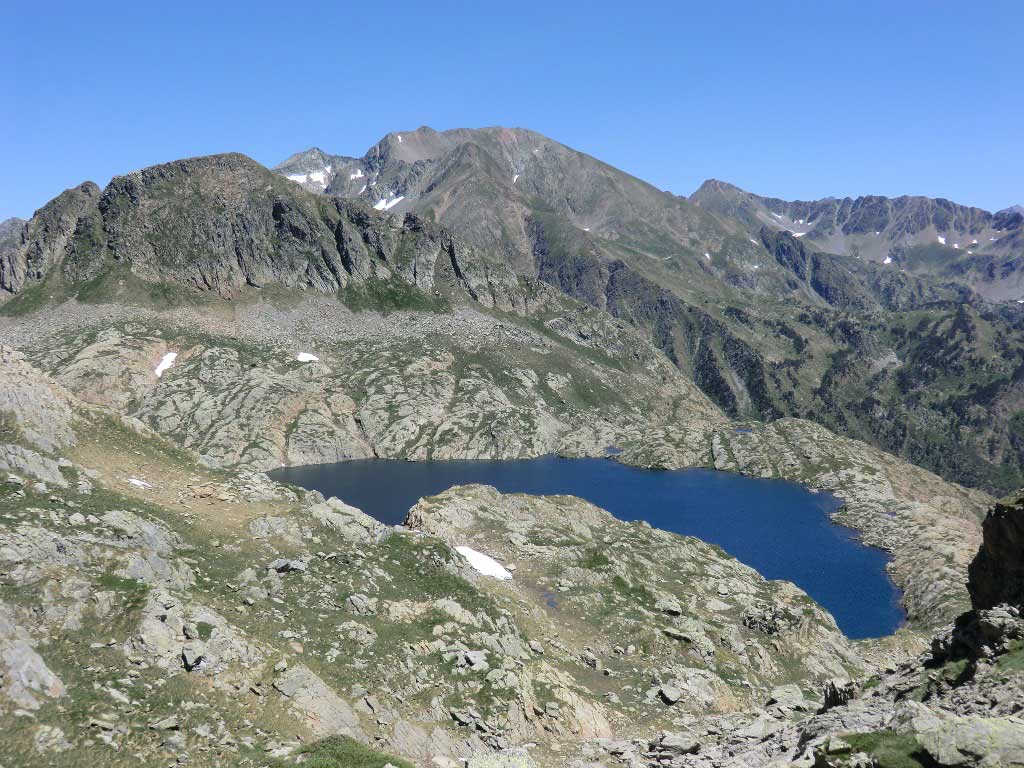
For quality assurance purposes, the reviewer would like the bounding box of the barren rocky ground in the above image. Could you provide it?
[1,299,1019,767]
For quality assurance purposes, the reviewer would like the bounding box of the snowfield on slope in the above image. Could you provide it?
[456,546,513,580]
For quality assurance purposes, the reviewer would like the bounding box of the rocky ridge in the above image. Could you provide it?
[691,179,1024,301]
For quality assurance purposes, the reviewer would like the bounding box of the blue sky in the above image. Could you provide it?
[2,0,1021,219]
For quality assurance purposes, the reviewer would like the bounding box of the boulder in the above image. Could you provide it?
[273,664,365,739]
[916,715,1024,767]
[657,731,700,754]
[307,496,386,542]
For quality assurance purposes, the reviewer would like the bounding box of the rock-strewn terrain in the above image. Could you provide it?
[0,290,989,631]
[0,341,1019,767]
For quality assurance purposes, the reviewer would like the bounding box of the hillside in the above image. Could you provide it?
[271,128,1024,494]
[0,340,1018,768]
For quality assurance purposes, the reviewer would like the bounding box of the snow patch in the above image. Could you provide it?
[883,256,893,265]
[971,239,979,244]
[749,238,758,245]
[512,174,519,184]
[770,212,782,219]
[126,478,153,489]
[296,352,319,363]
[704,252,711,261]
[792,232,807,238]
[990,237,998,241]
[350,168,364,180]
[358,185,367,194]
[308,170,327,185]
[455,546,512,580]
[287,173,307,184]
[953,244,960,249]
[397,134,402,143]
[937,236,946,245]
[154,352,178,378]
[374,196,405,211]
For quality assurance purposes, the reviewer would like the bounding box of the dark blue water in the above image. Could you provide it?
[269,456,903,639]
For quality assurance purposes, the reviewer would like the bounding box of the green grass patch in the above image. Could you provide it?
[287,735,415,768]
[609,575,654,607]
[842,731,930,768]
[579,548,611,569]
[339,278,450,314]
[196,621,215,641]
[995,640,1024,674]
[0,410,23,443]
[96,571,149,593]
[0,274,64,316]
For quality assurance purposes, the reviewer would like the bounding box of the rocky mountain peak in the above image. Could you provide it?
[690,178,744,200]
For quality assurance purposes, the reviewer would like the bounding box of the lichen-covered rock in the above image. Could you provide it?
[305,495,387,542]
[0,602,64,710]
[273,664,365,740]
[0,345,76,453]
[916,716,1024,767]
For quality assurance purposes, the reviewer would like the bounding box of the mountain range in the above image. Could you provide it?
[3,126,1024,494]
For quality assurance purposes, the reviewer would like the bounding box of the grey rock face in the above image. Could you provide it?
[273,664,365,739]
[916,716,1024,767]
[0,602,65,709]
[0,444,68,487]
[0,182,100,296]
[0,346,77,454]
[306,496,386,543]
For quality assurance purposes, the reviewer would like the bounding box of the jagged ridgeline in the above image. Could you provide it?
[6,127,1024,495]
[0,153,533,311]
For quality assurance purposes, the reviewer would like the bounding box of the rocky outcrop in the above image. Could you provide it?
[968,491,1024,611]
[0,182,100,296]
[12,306,721,472]
[1,153,526,312]
[0,601,65,710]
[0,345,76,454]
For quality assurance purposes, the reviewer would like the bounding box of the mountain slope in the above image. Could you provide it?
[0,153,529,312]
[692,179,1024,301]
[4,133,1022,493]
[271,128,1024,494]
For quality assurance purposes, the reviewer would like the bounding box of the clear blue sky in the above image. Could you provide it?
[3,0,1021,220]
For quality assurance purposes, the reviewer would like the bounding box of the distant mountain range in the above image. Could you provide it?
[4,126,1024,493]
[691,179,1024,301]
